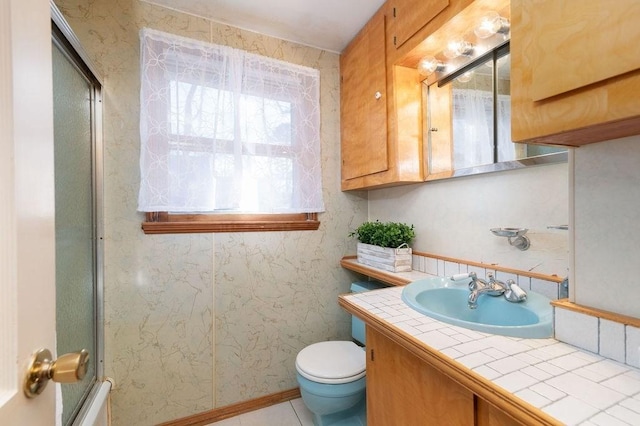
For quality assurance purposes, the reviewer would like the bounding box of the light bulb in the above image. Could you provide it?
[418,56,445,75]
[443,39,474,59]
[474,12,510,39]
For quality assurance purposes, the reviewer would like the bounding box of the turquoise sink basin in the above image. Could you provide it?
[401,277,553,338]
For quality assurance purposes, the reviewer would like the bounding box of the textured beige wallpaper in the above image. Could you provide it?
[369,163,570,276]
[54,0,367,424]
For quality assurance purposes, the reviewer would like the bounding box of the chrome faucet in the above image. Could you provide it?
[467,272,503,309]
[466,272,527,309]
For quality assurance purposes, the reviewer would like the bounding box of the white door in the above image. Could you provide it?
[0,0,57,424]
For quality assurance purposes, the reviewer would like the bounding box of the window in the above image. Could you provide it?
[138,29,323,233]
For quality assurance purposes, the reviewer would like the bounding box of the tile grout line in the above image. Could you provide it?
[289,401,304,426]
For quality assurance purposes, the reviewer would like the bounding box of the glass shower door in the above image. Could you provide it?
[52,28,100,425]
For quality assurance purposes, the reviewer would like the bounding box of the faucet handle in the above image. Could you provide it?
[450,272,473,281]
[505,279,527,302]
[448,272,479,290]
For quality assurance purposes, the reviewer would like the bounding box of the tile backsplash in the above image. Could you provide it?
[554,305,640,370]
[411,253,564,300]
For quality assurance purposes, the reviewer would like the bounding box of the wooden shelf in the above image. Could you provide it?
[340,256,433,286]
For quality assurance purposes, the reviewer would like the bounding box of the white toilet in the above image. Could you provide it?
[295,281,386,426]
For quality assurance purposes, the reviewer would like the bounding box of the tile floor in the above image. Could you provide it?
[208,398,314,426]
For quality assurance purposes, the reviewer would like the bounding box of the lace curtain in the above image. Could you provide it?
[452,88,513,170]
[138,28,324,213]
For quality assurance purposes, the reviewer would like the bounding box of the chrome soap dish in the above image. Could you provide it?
[490,227,530,251]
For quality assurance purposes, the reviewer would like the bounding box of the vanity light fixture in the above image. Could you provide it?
[474,11,510,39]
[418,56,446,76]
[417,9,510,85]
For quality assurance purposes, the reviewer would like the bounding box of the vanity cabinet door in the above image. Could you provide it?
[366,328,474,425]
[340,8,389,182]
[476,397,527,426]
[511,0,640,146]
[391,0,449,48]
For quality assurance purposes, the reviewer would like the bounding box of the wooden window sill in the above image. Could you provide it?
[141,212,320,234]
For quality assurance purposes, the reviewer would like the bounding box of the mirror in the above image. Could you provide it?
[424,43,567,181]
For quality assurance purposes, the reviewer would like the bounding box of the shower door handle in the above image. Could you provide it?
[23,348,90,398]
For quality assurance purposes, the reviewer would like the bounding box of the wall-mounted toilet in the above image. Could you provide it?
[295,281,386,426]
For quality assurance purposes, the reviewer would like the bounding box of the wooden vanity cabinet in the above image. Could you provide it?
[366,327,528,426]
[366,327,474,425]
[476,398,527,426]
[511,0,640,147]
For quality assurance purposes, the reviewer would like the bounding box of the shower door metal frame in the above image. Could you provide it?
[51,2,105,424]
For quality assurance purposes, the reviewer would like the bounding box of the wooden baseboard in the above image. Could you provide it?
[157,388,302,426]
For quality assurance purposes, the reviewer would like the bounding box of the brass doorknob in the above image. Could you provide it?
[23,348,90,398]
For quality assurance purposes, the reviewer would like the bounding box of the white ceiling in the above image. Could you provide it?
[142,0,387,53]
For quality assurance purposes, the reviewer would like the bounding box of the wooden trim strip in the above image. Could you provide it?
[339,296,562,426]
[516,115,640,148]
[412,251,566,283]
[551,299,640,328]
[157,388,301,426]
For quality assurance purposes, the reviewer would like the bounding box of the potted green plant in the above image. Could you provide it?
[349,221,415,272]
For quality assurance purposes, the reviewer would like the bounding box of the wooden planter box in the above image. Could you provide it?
[356,242,412,272]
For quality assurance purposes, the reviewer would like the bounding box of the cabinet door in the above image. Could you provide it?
[366,328,474,425]
[511,0,640,146]
[476,397,526,426]
[528,0,640,102]
[392,0,449,48]
[340,9,388,181]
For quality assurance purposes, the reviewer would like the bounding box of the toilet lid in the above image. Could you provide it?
[296,341,366,384]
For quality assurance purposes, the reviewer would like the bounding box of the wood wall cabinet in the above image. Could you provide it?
[340,0,483,191]
[340,8,389,182]
[388,0,474,65]
[390,0,449,48]
[340,6,424,191]
[366,327,529,426]
[511,0,640,147]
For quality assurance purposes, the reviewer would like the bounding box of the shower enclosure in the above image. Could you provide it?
[51,4,105,424]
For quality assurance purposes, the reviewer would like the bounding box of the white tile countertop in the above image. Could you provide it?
[342,286,640,426]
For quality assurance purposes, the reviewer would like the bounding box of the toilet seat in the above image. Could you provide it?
[296,341,366,384]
